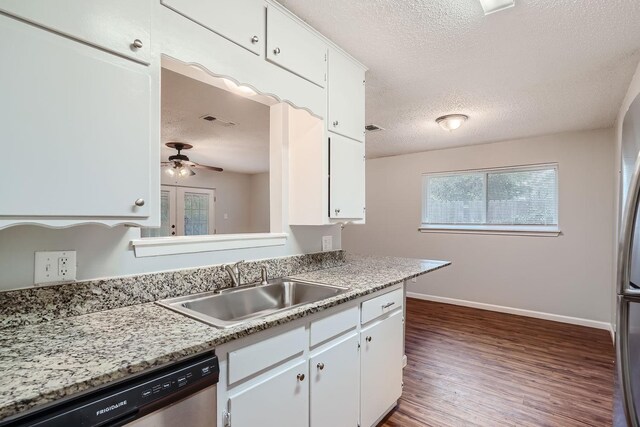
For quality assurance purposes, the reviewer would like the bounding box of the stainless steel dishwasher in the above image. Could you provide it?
[1,352,219,427]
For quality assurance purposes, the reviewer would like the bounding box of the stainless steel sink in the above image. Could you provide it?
[157,278,348,328]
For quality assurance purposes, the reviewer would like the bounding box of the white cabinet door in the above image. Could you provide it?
[266,5,327,88]
[360,310,404,427]
[228,360,309,427]
[330,134,365,220]
[0,0,150,64]
[0,15,151,219]
[328,48,366,142]
[161,0,264,56]
[310,333,359,427]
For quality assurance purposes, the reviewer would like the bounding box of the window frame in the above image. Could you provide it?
[420,163,561,236]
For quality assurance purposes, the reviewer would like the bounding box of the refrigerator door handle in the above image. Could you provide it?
[618,150,640,297]
[618,296,640,427]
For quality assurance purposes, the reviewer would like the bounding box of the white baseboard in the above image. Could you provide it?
[610,324,616,344]
[407,292,612,331]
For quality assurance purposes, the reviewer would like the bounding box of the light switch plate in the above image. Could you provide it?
[321,236,333,252]
[34,251,77,284]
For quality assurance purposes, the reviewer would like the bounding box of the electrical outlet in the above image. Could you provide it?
[322,236,333,252]
[35,251,76,284]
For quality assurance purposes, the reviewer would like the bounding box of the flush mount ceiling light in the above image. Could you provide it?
[479,0,515,15]
[436,114,469,131]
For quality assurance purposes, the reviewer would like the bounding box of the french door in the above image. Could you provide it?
[143,186,215,237]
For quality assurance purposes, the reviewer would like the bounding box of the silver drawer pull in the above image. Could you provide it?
[381,302,395,309]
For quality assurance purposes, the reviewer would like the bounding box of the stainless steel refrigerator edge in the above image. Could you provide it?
[616,91,640,427]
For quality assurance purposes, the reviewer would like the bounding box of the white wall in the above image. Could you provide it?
[612,61,640,326]
[0,223,340,291]
[163,169,264,234]
[250,172,270,233]
[343,128,615,325]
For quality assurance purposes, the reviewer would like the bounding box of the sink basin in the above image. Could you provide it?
[157,279,348,328]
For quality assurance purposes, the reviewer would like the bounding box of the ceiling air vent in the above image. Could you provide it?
[200,115,237,127]
[365,124,385,132]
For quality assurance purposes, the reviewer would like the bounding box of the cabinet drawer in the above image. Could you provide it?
[229,327,306,385]
[161,0,264,55]
[266,5,327,87]
[310,306,358,347]
[0,0,150,64]
[361,289,403,325]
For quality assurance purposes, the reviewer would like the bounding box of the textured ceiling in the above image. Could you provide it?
[161,68,270,174]
[277,0,640,158]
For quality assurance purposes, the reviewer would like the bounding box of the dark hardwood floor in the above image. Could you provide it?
[381,298,616,427]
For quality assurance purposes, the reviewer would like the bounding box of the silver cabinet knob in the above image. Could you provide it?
[333,120,339,127]
[251,35,259,44]
[131,39,143,49]
[297,373,305,381]
[366,336,372,342]
[273,47,281,55]
[134,198,145,207]
[335,208,341,215]
[317,362,325,370]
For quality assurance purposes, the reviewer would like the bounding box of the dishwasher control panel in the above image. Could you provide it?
[3,353,219,427]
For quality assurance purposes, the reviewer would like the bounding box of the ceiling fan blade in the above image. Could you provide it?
[193,162,223,172]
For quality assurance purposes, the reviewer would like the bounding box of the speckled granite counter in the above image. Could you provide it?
[0,255,449,421]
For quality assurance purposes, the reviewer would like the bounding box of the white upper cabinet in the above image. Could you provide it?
[328,47,366,142]
[160,0,265,56]
[266,5,327,88]
[0,14,151,222]
[0,0,151,64]
[330,134,366,220]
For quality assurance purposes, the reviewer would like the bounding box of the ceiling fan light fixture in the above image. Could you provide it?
[479,0,515,15]
[179,166,196,177]
[436,114,469,131]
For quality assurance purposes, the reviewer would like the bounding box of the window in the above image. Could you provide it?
[141,186,215,237]
[421,164,559,234]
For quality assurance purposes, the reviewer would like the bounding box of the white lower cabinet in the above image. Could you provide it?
[310,333,360,427]
[219,287,404,427]
[360,310,404,427]
[227,360,309,427]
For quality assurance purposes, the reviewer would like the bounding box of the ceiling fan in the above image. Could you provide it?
[161,142,223,177]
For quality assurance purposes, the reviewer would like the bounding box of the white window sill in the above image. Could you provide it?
[131,233,288,257]
[418,225,561,237]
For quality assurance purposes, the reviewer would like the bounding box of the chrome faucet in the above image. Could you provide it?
[224,260,244,288]
[260,265,269,285]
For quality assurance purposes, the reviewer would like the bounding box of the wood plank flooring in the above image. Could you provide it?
[380,298,615,427]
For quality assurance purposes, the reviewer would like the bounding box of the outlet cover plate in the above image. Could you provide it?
[322,236,333,252]
[34,251,77,284]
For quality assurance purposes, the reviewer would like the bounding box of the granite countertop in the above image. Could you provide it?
[0,255,449,421]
